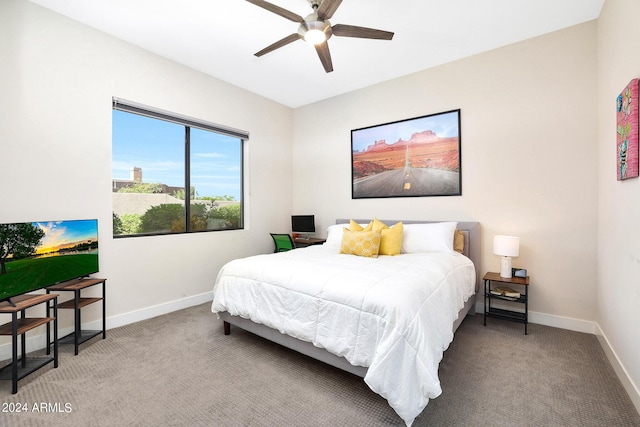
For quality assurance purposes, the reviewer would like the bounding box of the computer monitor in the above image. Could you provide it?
[291,215,315,234]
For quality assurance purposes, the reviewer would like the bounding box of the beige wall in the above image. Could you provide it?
[0,0,293,338]
[293,22,598,325]
[3,0,637,411]
[597,0,640,409]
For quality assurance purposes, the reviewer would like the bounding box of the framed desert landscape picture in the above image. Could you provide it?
[351,109,461,199]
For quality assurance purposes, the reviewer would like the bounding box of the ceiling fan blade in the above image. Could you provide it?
[246,0,303,22]
[332,24,394,40]
[254,33,300,57]
[314,41,333,73]
[316,0,343,20]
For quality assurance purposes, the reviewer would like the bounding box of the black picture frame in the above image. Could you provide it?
[351,109,461,199]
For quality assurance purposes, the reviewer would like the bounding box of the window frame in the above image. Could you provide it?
[112,98,248,238]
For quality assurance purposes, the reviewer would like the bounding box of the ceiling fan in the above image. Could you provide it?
[246,0,394,73]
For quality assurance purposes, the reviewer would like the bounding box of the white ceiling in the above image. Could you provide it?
[30,0,604,108]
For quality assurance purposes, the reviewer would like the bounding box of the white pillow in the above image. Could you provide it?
[401,222,458,254]
[324,224,346,250]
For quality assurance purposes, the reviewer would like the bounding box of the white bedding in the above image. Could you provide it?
[211,244,476,426]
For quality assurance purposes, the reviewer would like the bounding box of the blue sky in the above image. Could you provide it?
[112,111,242,200]
[34,219,98,253]
[351,110,459,152]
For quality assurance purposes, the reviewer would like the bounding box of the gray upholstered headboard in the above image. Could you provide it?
[336,219,481,291]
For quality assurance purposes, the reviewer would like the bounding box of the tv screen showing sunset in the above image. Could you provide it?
[0,219,99,301]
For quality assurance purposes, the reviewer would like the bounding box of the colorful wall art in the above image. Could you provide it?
[616,78,639,180]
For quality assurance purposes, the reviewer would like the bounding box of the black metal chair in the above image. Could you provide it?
[270,233,295,252]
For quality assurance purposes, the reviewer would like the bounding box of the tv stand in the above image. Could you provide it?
[46,277,106,355]
[0,294,59,394]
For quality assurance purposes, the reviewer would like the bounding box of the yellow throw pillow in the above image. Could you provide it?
[454,229,465,254]
[349,219,373,232]
[372,219,403,256]
[340,229,381,257]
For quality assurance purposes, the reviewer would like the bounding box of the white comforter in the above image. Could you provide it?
[211,245,476,426]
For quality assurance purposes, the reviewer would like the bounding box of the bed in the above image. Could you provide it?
[211,219,480,426]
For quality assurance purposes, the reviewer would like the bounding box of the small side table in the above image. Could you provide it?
[483,272,530,334]
[47,277,106,355]
[0,294,58,394]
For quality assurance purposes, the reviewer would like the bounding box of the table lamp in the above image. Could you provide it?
[493,235,520,278]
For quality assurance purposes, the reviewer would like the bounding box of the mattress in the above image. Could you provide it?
[212,244,476,426]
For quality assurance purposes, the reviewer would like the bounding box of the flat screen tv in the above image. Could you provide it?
[0,219,99,303]
[291,215,315,233]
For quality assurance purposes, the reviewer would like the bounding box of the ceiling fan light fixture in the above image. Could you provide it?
[248,0,393,73]
[304,28,326,44]
[299,18,331,45]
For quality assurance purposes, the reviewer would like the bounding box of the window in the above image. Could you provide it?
[112,98,246,237]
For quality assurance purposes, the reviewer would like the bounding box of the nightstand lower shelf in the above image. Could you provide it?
[485,307,527,323]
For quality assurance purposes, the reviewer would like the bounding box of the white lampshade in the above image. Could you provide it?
[493,235,520,257]
[493,235,520,278]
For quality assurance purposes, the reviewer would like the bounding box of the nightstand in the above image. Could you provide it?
[483,272,530,334]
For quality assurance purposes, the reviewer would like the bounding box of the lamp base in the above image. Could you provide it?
[500,257,512,278]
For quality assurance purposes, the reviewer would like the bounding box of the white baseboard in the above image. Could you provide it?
[595,323,640,416]
[0,292,213,362]
[104,291,213,330]
[473,301,597,334]
[527,310,597,334]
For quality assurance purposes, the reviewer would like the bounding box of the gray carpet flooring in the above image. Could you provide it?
[0,303,638,426]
